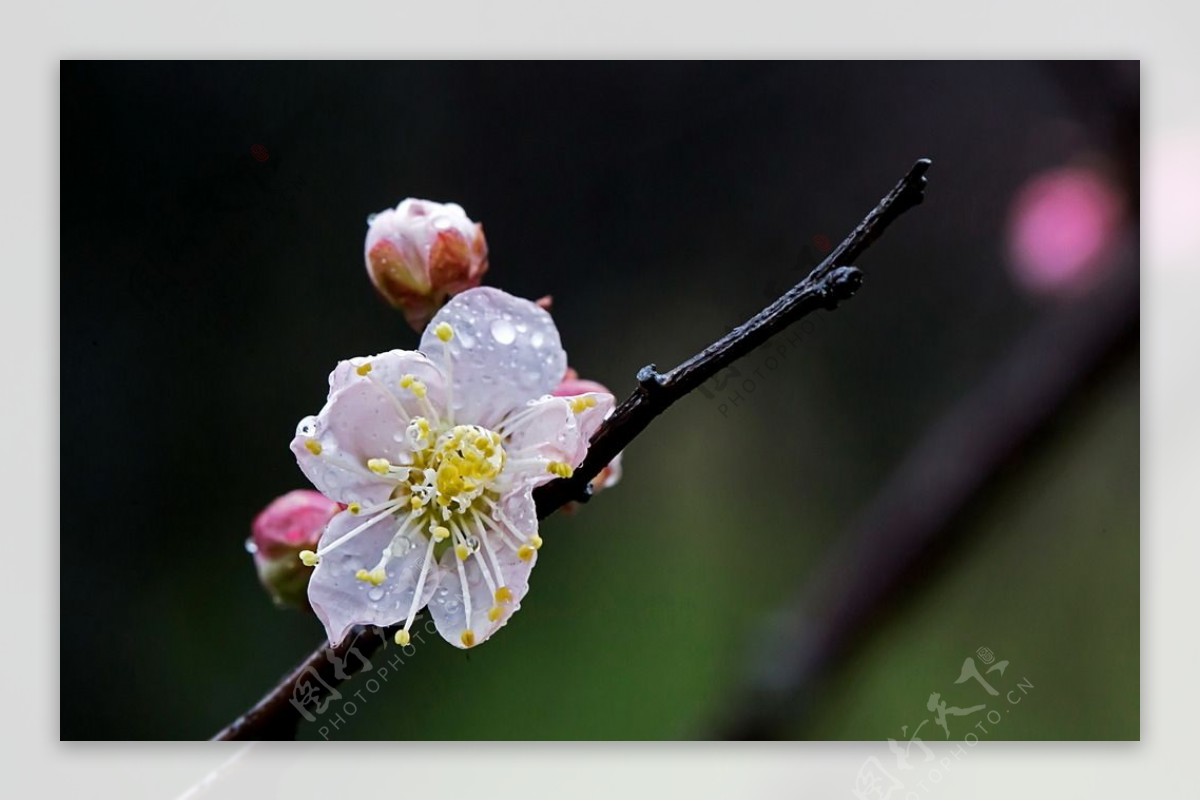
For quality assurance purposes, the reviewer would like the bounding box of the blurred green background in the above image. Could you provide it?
[60,61,1137,740]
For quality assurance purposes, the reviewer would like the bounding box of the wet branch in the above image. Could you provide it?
[211,158,933,741]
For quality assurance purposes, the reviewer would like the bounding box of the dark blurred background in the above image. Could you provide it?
[60,61,1138,740]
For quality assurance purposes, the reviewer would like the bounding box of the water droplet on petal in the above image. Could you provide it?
[244,538,257,554]
[368,587,385,602]
[490,319,516,345]
[530,331,544,348]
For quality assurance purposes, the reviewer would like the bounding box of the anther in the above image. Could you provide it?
[299,550,319,567]
[434,322,454,342]
[487,606,503,623]
[517,545,535,561]
[460,630,476,648]
[348,502,362,515]
[569,396,597,413]
[356,362,373,376]
[395,629,411,646]
[432,526,450,542]
[367,458,391,475]
[304,439,322,455]
[494,586,513,603]
[530,534,544,550]
[547,461,574,478]
[455,544,471,561]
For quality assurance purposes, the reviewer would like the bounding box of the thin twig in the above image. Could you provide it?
[212,158,933,741]
[533,158,931,514]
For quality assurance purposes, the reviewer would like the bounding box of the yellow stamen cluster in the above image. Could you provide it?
[412,425,506,515]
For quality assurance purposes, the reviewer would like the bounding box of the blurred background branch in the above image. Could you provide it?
[715,260,1137,738]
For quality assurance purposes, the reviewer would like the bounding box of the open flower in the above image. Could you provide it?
[291,287,615,648]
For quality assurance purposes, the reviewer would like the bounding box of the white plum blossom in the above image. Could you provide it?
[291,287,615,649]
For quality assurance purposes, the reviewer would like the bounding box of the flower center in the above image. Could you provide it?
[404,422,506,521]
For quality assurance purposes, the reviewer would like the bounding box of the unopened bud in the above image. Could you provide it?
[248,490,339,608]
[365,198,489,331]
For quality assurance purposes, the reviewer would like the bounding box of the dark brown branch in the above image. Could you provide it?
[533,158,931,514]
[212,158,933,741]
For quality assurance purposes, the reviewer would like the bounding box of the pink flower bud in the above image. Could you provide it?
[365,198,489,331]
[248,490,340,608]
[552,368,622,498]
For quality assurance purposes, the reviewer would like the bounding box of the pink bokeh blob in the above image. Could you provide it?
[1008,167,1124,295]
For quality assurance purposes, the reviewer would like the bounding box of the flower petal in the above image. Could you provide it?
[427,544,508,649]
[327,349,448,414]
[474,488,539,632]
[501,391,615,488]
[290,383,404,506]
[307,510,437,646]
[419,287,567,428]
[293,351,451,505]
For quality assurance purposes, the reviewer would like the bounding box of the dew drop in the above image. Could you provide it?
[368,587,385,602]
[490,319,516,345]
[296,417,317,437]
[456,329,475,349]
[530,331,545,348]
[243,538,257,554]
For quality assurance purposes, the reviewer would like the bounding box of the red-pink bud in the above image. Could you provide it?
[365,198,489,331]
[248,490,339,607]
